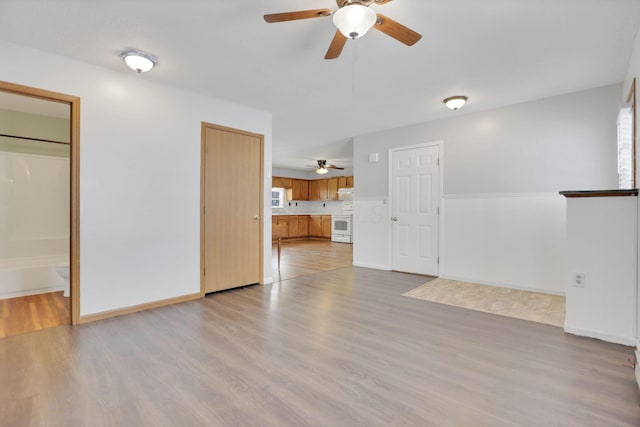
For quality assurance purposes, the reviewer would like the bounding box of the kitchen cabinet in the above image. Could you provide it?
[291,179,309,200]
[272,216,278,241]
[309,179,328,201]
[276,216,289,239]
[321,215,332,238]
[298,215,309,237]
[346,176,354,187]
[281,177,293,189]
[309,215,322,237]
[288,215,299,238]
[272,176,293,189]
[327,178,338,200]
[338,176,354,189]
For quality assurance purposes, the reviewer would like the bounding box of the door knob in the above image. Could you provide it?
[391,217,398,221]
[253,215,261,220]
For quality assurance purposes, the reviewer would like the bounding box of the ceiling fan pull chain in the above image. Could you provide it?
[352,39,357,97]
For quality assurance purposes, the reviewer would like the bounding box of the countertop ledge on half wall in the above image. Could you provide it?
[272,213,334,216]
[559,189,638,198]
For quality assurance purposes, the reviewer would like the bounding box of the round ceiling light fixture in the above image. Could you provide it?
[333,3,377,39]
[121,49,158,73]
[315,166,329,175]
[443,95,468,111]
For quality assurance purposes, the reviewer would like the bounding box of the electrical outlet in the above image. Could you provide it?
[573,272,586,288]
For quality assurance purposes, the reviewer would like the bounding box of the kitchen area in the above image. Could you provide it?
[271,174,354,280]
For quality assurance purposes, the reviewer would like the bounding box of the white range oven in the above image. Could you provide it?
[331,214,353,244]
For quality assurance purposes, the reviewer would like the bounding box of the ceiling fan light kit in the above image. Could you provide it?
[443,95,468,111]
[121,49,158,73]
[314,160,344,174]
[333,4,377,39]
[264,0,422,60]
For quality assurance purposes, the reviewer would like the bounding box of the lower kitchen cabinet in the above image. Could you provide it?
[298,215,309,237]
[288,216,299,238]
[321,215,332,238]
[309,215,322,237]
[272,216,289,240]
[273,214,330,240]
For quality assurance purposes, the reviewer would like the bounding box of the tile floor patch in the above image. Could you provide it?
[403,278,565,327]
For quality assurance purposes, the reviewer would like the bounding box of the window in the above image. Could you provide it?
[272,188,285,208]
[618,106,633,189]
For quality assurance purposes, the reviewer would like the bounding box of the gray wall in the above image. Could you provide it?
[354,84,620,198]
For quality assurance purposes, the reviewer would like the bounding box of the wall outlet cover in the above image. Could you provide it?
[573,272,586,287]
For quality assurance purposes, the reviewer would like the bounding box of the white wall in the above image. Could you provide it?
[353,84,620,294]
[442,193,567,294]
[0,41,273,316]
[565,197,637,345]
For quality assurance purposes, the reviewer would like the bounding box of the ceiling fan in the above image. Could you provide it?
[311,160,344,174]
[264,0,422,60]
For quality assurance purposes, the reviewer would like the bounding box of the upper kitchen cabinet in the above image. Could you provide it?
[309,179,328,201]
[291,179,309,200]
[327,178,338,200]
[281,177,293,189]
[338,176,354,189]
[272,176,293,189]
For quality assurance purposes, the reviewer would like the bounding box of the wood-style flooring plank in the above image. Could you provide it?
[0,291,70,338]
[272,239,353,281]
[0,268,639,426]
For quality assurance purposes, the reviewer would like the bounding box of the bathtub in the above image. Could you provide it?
[0,255,67,299]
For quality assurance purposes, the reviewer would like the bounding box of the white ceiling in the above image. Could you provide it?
[1,0,639,170]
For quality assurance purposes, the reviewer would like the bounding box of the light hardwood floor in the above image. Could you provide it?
[272,239,353,281]
[1,267,639,426]
[0,291,70,339]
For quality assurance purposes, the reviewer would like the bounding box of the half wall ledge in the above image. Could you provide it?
[559,189,638,198]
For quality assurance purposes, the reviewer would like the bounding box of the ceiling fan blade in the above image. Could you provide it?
[264,9,332,23]
[327,165,345,170]
[374,14,422,46]
[325,30,348,60]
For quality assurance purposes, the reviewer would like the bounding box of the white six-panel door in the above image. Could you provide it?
[390,144,440,276]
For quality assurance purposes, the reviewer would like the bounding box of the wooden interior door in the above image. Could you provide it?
[202,124,263,293]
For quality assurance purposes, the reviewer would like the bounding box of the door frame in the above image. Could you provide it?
[387,140,444,276]
[200,122,264,296]
[0,80,81,324]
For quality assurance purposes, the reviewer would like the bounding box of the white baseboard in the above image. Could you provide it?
[353,261,392,271]
[439,274,565,296]
[0,286,64,300]
[263,277,274,285]
[563,323,635,346]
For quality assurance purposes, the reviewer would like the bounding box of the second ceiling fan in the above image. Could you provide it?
[264,0,422,60]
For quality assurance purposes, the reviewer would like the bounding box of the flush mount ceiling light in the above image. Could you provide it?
[443,96,468,111]
[121,49,158,73]
[332,3,377,39]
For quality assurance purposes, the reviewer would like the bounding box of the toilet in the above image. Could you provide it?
[55,263,70,298]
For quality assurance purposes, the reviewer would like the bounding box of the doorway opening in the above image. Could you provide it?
[0,81,80,337]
